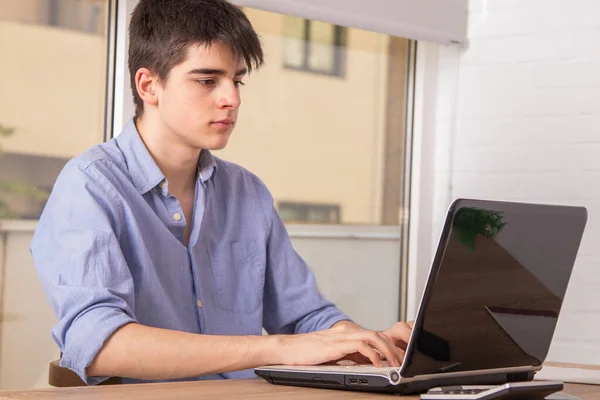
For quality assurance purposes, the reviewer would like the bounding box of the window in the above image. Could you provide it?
[0,0,110,390]
[283,16,347,77]
[0,0,109,220]
[218,8,413,227]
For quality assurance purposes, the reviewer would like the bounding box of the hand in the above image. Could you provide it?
[336,320,414,366]
[335,321,415,366]
[275,321,404,368]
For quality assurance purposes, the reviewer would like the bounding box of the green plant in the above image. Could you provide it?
[0,124,50,219]
[452,207,506,252]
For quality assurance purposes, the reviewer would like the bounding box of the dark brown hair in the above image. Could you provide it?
[129,0,264,117]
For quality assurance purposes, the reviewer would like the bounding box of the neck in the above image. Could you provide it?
[135,114,199,195]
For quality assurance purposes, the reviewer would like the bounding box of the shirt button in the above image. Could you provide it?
[173,213,182,221]
[159,181,166,189]
[197,300,203,308]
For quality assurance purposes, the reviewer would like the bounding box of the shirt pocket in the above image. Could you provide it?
[209,239,266,314]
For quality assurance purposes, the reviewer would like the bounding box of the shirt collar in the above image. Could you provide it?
[116,119,218,194]
[198,149,218,184]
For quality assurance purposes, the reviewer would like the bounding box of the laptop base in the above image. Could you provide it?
[255,369,535,395]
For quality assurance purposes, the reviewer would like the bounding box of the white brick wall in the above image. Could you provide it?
[411,0,600,364]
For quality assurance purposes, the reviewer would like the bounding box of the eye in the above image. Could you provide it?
[234,80,245,88]
[197,79,215,86]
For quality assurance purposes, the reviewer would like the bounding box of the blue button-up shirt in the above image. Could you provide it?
[31,120,350,385]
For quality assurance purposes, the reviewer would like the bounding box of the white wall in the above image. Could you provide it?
[410,0,600,365]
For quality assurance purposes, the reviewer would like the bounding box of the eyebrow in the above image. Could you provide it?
[187,67,248,76]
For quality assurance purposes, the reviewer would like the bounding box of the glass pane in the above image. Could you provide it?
[307,21,336,73]
[307,41,336,73]
[0,0,109,390]
[0,0,107,220]
[283,15,306,68]
[217,8,411,227]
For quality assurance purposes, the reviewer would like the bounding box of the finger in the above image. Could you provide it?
[351,342,382,368]
[384,335,405,366]
[394,338,408,351]
[357,331,399,367]
[375,332,400,367]
[381,331,406,354]
[396,347,406,364]
[382,333,405,365]
[343,352,371,364]
[379,333,404,366]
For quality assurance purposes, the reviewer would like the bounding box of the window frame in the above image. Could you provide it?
[283,18,347,78]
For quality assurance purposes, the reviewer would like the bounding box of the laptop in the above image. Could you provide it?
[255,198,588,394]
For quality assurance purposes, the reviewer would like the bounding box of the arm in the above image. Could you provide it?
[89,318,408,380]
[31,163,139,384]
[87,323,279,379]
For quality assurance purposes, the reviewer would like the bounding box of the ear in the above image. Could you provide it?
[135,68,159,107]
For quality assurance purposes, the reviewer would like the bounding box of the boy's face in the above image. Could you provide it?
[154,41,246,150]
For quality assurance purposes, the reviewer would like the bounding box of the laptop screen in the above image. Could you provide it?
[401,199,587,378]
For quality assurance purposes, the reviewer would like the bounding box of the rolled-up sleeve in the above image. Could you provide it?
[262,204,351,335]
[31,162,137,385]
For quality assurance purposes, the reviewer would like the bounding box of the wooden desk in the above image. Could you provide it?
[0,379,598,400]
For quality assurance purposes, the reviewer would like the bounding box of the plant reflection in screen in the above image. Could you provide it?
[452,207,506,252]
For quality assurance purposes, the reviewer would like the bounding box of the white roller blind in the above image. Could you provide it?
[230,0,467,45]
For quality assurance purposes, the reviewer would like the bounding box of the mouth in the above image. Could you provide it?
[211,119,235,130]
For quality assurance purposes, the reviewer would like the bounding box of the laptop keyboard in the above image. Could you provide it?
[337,360,392,368]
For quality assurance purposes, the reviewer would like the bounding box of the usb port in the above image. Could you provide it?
[359,379,368,385]
[349,378,358,384]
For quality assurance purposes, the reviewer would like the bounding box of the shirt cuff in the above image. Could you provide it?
[60,306,137,385]
[295,305,353,334]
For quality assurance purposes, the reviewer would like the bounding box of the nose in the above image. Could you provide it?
[217,82,241,109]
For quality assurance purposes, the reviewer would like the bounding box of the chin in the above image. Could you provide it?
[195,125,233,150]
[203,137,230,151]
[208,142,229,151]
